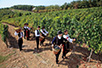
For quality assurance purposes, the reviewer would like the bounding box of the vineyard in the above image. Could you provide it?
[0,7,102,55]
[0,22,8,43]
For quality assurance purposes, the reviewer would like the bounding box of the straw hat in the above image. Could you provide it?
[14,27,21,30]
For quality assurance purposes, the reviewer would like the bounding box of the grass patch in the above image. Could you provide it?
[36,53,41,57]
[0,55,8,63]
[0,53,14,67]
[0,53,13,63]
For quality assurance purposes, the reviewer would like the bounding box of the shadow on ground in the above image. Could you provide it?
[7,31,18,48]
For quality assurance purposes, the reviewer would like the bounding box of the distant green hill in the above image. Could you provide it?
[11,5,34,11]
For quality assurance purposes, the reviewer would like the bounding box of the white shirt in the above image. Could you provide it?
[40,29,48,36]
[58,35,61,39]
[35,30,40,37]
[24,26,30,30]
[63,34,73,43]
[14,31,24,39]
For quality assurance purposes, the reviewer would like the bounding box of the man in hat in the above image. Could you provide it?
[52,30,66,64]
[14,27,24,51]
[62,29,75,59]
[40,26,48,46]
[23,23,30,40]
[35,26,40,52]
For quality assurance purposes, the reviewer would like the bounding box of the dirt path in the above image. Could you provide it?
[0,23,102,68]
[1,23,68,68]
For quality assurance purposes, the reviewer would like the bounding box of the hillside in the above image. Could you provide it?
[0,7,102,68]
[0,7,102,48]
[0,23,102,68]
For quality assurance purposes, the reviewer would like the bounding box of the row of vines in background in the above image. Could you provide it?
[0,22,8,43]
[0,7,102,54]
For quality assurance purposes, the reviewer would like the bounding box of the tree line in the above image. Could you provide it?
[61,0,102,10]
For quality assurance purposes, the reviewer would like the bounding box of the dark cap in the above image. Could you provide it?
[24,23,28,25]
[42,26,45,29]
[64,29,68,33]
[38,26,40,28]
[24,23,26,25]
[26,23,28,25]
[57,30,62,35]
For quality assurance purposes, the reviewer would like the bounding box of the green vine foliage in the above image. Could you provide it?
[0,22,8,43]
[0,7,102,53]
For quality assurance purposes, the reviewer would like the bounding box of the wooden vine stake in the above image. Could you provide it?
[87,49,93,62]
